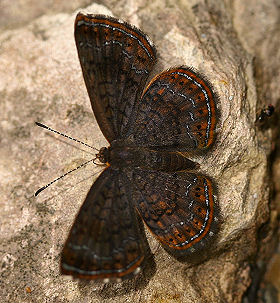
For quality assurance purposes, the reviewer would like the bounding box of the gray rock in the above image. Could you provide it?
[1,1,279,302]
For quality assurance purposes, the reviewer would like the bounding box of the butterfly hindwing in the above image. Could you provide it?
[131,168,218,252]
[129,67,218,151]
[61,168,144,280]
[74,13,157,142]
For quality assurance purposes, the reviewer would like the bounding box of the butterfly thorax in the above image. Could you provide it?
[97,145,199,172]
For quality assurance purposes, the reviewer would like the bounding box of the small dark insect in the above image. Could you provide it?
[256,105,275,126]
[38,12,220,282]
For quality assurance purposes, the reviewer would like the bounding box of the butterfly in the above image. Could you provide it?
[60,12,219,282]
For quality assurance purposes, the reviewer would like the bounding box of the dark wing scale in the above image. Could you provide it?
[61,168,144,280]
[74,13,156,142]
[129,67,218,152]
[130,168,219,252]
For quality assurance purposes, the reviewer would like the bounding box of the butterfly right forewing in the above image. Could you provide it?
[74,13,157,142]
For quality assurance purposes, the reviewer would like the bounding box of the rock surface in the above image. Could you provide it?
[1,1,279,302]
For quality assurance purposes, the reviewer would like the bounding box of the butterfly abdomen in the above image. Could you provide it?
[107,146,199,172]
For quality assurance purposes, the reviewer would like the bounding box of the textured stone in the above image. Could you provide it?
[1,1,279,302]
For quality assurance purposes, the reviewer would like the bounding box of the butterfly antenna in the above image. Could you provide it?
[35,122,99,151]
[35,157,96,196]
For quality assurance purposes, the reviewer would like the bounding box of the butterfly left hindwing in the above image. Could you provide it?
[130,168,218,252]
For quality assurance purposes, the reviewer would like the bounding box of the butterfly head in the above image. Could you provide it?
[96,147,109,164]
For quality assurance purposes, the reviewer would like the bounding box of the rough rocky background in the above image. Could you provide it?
[1,0,279,302]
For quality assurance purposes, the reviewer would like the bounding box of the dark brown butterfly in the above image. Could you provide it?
[60,12,219,282]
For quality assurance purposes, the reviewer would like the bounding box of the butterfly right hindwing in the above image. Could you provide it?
[129,67,218,151]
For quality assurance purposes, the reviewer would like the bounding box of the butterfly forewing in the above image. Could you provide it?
[130,67,217,151]
[61,168,144,280]
[74,13,157,142]
[131,169,218,251]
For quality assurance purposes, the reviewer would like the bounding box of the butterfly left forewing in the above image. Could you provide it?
[61,168,144,281]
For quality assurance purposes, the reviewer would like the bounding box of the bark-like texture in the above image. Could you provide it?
[1,1,279,302]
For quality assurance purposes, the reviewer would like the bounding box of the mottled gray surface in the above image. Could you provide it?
[1,1,279,302]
